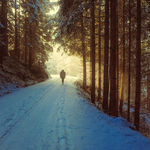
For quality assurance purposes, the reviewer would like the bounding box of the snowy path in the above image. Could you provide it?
[0,75,150,150]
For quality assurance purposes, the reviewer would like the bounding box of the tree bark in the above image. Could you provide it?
[110,0,117,116]
[147,65,150,112]
[3,0,8,56]
[98,0,101,101]
[18,0,21,61]
[103,0,109,113]
[127,0,131,122]
[0,0,8,64]
[81,12,86,90]
[116,0,119,117]
[134,0,141,131]
[91,0,96,104]
[120,0,125,115]
[15,0,18,58]
[25,12,28,63]
[29,24,32,70]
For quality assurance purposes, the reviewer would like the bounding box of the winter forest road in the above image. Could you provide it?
[0,75,150,150]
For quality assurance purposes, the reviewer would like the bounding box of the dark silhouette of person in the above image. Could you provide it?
[60,70,66,84]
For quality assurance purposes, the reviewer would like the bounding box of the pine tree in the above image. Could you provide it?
[103,0,109,113]
[134,0,141,131]
[91,0,96,104]
[109,0,117,116]
[0,0,8,64]
[116,0,119,117]
[24,10,28,63]
[127,0,131,122]
[98,0,102,102]
[81,12,86,90]
[120,0,125,115]
[15,0,18,58]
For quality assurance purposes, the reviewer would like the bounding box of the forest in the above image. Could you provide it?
[0,0,150,133]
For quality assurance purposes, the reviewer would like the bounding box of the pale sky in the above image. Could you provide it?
[49,0,59,15]
[50,0,59,2]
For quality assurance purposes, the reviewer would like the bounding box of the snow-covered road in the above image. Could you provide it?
[0,75,150,150]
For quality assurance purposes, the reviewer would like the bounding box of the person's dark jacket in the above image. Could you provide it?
[60,70,66,79]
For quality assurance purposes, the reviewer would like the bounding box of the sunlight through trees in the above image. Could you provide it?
[53,0,150,131]
[1,0,150,132]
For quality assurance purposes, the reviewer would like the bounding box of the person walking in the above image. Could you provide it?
[60,70,66,84]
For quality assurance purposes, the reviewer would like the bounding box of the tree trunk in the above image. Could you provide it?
[32,28,36,65]
[98,0,101,101]
[18,0,21,61]
[147,65,150,112]
[0,0,8,64]
[15,0,18,58]
[120,0,125,115]
[90,5,92,91]
[127,0,131,122]
[110,0,117,116]
[3,0,8,56]
[134,0,141,131]
[81,12,86,90]
[116,0,119,117]
[91,0,96,104]
[103,0,109,113]
[29,24,32,70]
[25,12,27,63]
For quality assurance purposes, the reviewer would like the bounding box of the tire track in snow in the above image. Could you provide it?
[0,80,59,144]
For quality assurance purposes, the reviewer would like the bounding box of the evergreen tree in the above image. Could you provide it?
[134,0,141,131]
[103,0,109,113]
[109,0,117,116]
[0,0,8,64]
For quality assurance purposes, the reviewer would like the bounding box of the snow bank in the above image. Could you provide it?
[0,56,49,97]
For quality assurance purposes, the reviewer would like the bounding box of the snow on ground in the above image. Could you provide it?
[0,75,150,150]
[0,82,22,97]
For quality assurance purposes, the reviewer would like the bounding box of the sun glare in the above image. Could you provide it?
[49,0,59,16]
[46,46,82,78]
